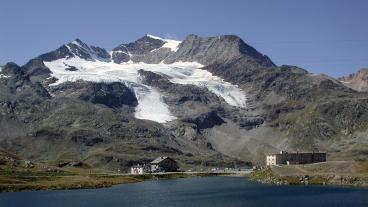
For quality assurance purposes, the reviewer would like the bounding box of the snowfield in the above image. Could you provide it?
[146,34,181,52]
[44,58,246,123]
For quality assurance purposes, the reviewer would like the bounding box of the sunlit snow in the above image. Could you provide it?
[0,75,10,79]
[44,58,246,123]
[147,34,181,52]
[0,66,10,79]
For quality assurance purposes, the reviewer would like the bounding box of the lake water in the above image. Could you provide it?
[0,176,367,207]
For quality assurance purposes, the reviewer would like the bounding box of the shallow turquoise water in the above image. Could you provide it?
[0,176,367,207]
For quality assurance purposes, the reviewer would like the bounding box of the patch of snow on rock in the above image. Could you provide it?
[147,34,181,52]
[0,74,10,79]
[0,67,10,79]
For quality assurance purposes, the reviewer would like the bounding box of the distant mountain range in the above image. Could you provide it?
[0,34,367,169]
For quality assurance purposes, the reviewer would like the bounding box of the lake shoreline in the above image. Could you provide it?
[2,176,367,207]
[249,166,368,188]
[3,160,368,192]
[1,169,367,195]
[0,172,230,193]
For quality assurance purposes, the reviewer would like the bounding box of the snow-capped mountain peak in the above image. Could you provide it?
[25,34,276,123]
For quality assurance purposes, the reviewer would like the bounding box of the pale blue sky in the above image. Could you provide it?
[0,0,367,77]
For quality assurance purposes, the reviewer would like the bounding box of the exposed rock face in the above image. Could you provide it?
[112,35,174,64]
[0,63,50,139]
[49,81,138,108]
[111,50,130,64]
[23,59,52,83]
[65,38,111,61]
[115,35,165,55]
[111,34,274,66]
[339,68,368,92]
[0,62,50,99]
[138,69,224,119]
[183,111,225,130]
[164,34,275,67]
[1,62,27,80]
[196,56,368,163]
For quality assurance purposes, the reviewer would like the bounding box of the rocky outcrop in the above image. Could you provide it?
[250,162,368,187]
[183,111,225,130]
[164,34,275,67]
[339,68,368,92]
[138,69,172,89]
[0,63,51,138]
[0,62,50,99]
[114,35,165,55]
[138,70,220,105]
[138,69,224,118]
[112,35,174,64]
[65,38,110,61]
[49,81,138,108]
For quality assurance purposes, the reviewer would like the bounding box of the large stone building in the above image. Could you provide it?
[150,156,179,172]
[266,151,326,166]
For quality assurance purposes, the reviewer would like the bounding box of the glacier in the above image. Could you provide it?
[44,58,246,123]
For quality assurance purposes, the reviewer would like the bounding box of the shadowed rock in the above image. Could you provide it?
[183,111,225,130]
[49,81,138,108]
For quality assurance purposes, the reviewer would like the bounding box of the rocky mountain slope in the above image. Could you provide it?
[339,68,368,92]
[0,34,367,170]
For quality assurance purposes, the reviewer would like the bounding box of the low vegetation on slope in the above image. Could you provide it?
[0,152,224,192]
[250,161,368,187]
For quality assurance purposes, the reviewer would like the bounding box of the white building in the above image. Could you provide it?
[266,154,277,166]
[130,165,144,174]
